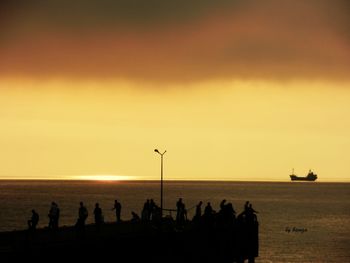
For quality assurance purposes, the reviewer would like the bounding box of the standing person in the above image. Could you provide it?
[204,202,213,216]
[76,201,88,228]
[196,201,203,217]
[54,203,60,229]
[76,202,88,238]
[94,203,103,230]
[193,201,203,222]
[204,202,214,226]
[141,199,150,221]
[48,202,59,230]
[220,199,227,211]
[149,199,156,220]
[112,200,122,223]
[176,198,186,224]
[28,209,39,231]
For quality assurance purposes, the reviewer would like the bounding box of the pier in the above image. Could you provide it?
[0,216,258,262]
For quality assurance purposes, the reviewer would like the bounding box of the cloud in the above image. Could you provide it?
[0,0,349,82]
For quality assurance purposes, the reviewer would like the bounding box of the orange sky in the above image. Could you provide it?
[0,0,349,181]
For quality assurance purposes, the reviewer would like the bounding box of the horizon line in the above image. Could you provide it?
[0,178,349,183]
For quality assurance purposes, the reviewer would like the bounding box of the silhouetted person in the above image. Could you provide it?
[152,205,162,223]
[225,203,236,224]
[112,200,122,223]
[240,201,258,222]
[28,209,39,231]
[246,204,258,224]
[176,198,186,224]
[55,203,60,229]
[141,199,150,221]
[183,203,188,221]
[218,199,227,224]
[149,199,156,220]
[245,203,259,263]
[94,203,103,230]
[220,199,227,210]
[204,202,213,216]
[76,201,88,229]
[48,202,59,230]
[236,201,259,262]
[192,201,202,223]
[203,202,215,227]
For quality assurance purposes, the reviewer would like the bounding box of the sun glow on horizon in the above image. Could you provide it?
[70,175,137,181]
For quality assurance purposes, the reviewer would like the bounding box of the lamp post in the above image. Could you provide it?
[154,149,166,218]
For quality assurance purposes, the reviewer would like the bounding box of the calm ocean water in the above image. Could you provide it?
[0,180,349,262]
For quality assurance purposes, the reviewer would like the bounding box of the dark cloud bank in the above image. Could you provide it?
[0,0,349,82]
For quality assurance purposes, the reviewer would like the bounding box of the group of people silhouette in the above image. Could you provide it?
[28,199,123,231]
[26,199,259,263]
[141,199,161,221]
[28,201,60,231]
[191,199,258,228]
[27,198,258,232]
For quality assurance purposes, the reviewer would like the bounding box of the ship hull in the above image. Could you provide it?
[290,177,316,181]
[290,175,317,181]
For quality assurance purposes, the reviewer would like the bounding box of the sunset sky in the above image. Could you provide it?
[0,0,349,181]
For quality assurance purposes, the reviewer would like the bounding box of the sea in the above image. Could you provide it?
[0,180,349,262]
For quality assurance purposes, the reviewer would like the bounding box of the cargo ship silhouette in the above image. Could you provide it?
[290,169,317,181]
